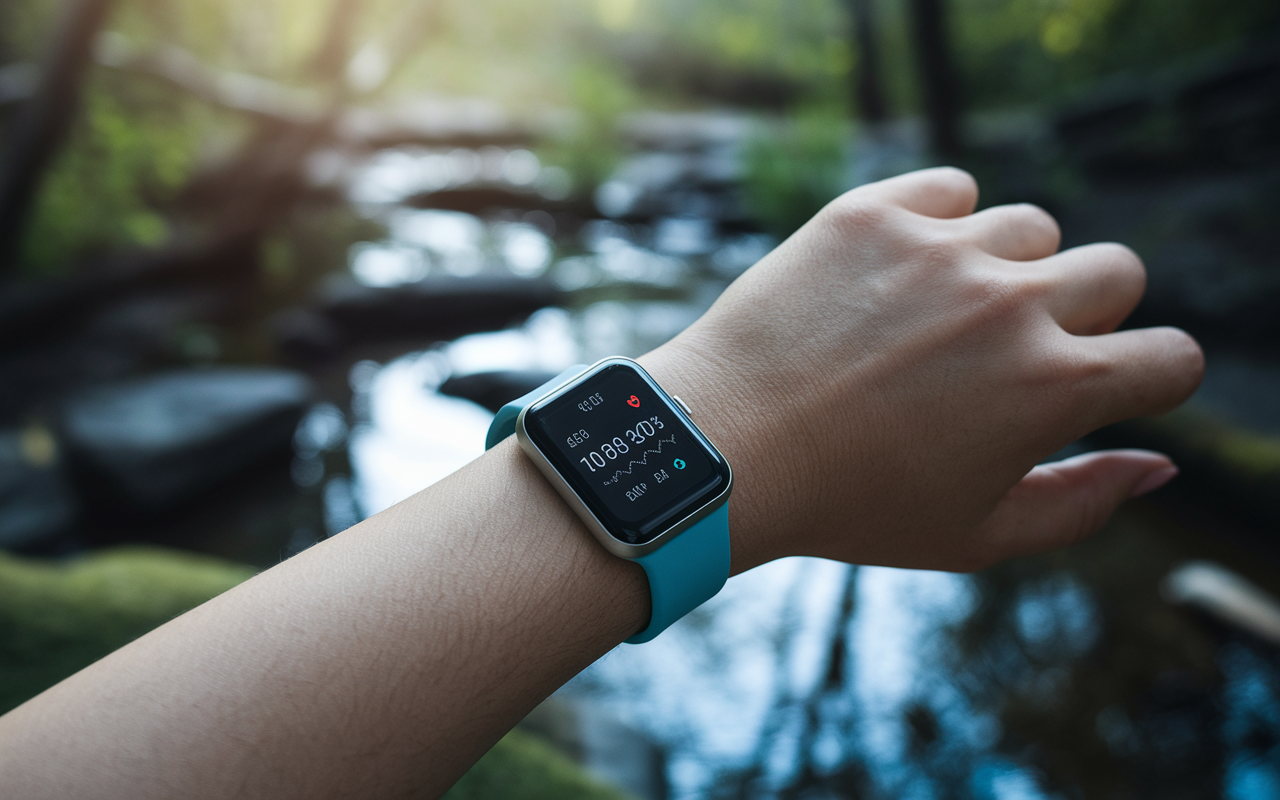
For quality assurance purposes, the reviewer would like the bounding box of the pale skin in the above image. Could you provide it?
[0,168,1203,798]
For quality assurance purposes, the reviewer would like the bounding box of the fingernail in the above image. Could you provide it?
[1130,465,1179,498]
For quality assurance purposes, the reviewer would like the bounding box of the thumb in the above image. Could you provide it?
[970,449,1177,566]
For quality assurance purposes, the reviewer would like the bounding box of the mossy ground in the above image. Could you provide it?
[445,729,635,800]
[0,546,256,714]
[0,547,633,799]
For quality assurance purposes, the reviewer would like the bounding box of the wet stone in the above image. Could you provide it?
[271,308,345,364]
[520,698,667,800]
[318,275,563,346]
[62,368,314,509]
[438,370,559,413]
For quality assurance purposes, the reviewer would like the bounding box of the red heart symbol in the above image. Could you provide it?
[627,395,640,407]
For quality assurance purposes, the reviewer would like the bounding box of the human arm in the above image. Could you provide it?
[0,168,1203,798]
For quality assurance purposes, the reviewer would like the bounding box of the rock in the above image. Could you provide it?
[404,186,596,219]
[438,370,558,413]
[446,728,637,800]
[271,307,345,363]
[337,95,562,150]
[318,275,563,347]
[62,367,313,508]
[0,546,254,714]
[0,427,76,551]
[520,699,667,800]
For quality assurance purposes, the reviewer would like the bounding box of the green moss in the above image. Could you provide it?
[445,728,635,800]
[0,547,255,714]
[19,79,208,275]
[1133,407,1280,481]
[0,548,637,798]
[1215,431,1280,478]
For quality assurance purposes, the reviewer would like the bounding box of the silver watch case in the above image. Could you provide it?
[514,356,733,559]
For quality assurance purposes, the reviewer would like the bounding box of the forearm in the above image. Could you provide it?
[0,434,651,798]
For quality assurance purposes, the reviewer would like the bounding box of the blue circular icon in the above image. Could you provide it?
[673,458,686,470]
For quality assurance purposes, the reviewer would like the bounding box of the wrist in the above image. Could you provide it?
[638,340,799,574]
[478,437,652,641]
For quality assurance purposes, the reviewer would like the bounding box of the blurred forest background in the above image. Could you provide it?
[3,0,1276,275]
[2,0,1280,798]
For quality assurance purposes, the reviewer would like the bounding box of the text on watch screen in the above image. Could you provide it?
[527,365,722,544]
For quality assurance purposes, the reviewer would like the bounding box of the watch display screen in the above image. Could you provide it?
[522,363,730,546]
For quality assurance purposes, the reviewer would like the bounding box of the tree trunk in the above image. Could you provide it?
[908,0,963,159]
[0,0,117,275]
[846,0,889,124]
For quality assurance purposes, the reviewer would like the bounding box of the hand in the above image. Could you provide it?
[644,167,1203,573]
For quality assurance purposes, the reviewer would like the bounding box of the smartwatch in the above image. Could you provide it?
[484,357,733,644]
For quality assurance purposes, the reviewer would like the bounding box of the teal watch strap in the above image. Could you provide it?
[626,504,729,643]
[484,366,731,644]
[485,366,588,451]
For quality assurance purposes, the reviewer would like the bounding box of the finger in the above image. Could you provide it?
[953,203,1060,261]
[860,166,978,219]
[1037,242,1146,335]
[1075,326,1205,426]
[969,450,1177,566]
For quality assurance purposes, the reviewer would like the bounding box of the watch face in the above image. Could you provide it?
[521,362,731,546]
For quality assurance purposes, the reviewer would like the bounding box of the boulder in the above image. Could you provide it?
[0,546,254,714]
[0,545,637,800]
[445,729,637,800]
[439,370,559,413]
[62,367,313,508]
[275,275,564,356]
[520,699,667,800]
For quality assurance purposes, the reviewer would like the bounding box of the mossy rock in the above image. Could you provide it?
[0,547,635,799]
[1096,405,1280,527]
[445,728,636,800]
[0,546,255,714]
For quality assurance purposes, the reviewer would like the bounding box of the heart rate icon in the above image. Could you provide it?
[627,395,640,407]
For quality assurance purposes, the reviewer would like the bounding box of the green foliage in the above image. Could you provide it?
[386,0,621,109]
[8,0,1277,275]
[741,107,850,239]
[445,729,636,800]
[609,0,854,100]
[108,0,336,79]
[535,61,635,196]
[0,546,255,714]
[0,546,635,798]
[1135,407,1280,481]
[0,0,58,63]
[952,0,1280,109]
[20,76,206,275]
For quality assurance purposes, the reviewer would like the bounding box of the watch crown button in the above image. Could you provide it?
[672,394,693,417]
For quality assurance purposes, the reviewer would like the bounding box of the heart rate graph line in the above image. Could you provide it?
[602,435,676,485]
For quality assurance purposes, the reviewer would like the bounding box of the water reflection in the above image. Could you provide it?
[329,131,1280,800]
[347,146,544,206]
[348,351,490,515]
[388,209,486,276]
[349,243,428,287]
[346,337,1280,798]
[347,208,556,286]
[495,222,553,277]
